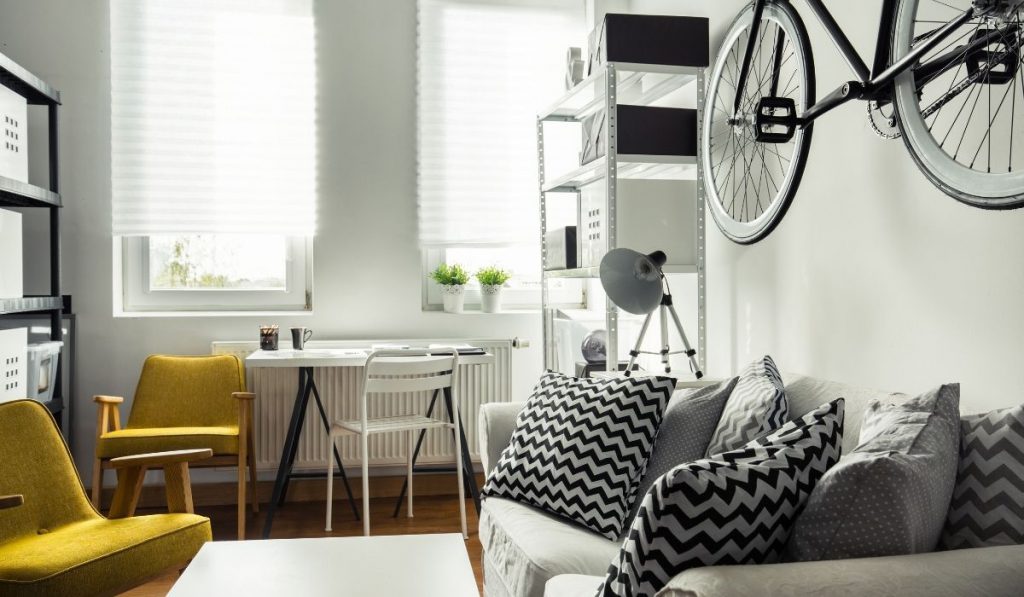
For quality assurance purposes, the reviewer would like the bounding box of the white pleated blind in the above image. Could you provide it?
[417,0,582,247]
[110,0,316,236]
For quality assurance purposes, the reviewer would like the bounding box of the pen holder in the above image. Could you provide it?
[259,325,279,351]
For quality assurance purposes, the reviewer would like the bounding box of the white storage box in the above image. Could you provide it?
[0,208,22,299]
[26,341,62,402]
[0,84,28,183]
[579,179,698,269]
[0,327,27,403]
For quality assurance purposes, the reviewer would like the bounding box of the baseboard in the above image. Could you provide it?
[99,472,487,510]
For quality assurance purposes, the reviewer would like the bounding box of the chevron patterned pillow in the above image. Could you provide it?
[481,372,675,540]
[705,355,788,456]
[599,398,844,597]
[943,405,1024,549]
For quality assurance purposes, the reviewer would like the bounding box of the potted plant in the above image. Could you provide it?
[476,266,512,313]
[430,263,470,313]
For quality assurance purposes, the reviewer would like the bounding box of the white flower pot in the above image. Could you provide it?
[441,284,466,314]
[481,285,503,313]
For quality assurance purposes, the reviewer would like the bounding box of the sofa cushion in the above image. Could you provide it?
[786,384,960,561]
[621,378,737,536]
[943,404,1024,549]
[482,372,674,540]
[0,513,211,596]
[782,374,907,456]
[480,497,619,597]
[599,399,844,597]
[706,356,787,455]
[544,574,604,597]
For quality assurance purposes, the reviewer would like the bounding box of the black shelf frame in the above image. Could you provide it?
[0,49,66,435]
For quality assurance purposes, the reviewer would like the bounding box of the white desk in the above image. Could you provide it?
[246,347,495,368]
[169,534,479,596]
[246,347,493,539]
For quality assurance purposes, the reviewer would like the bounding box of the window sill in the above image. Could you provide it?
[114,310,314,319]
[422,308,541,316]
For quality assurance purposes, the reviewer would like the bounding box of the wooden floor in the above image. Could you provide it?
[120,494,482,596]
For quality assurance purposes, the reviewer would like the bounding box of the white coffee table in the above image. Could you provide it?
[169,533,478,596]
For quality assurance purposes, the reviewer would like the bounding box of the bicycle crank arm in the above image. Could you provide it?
[797,81,866,127]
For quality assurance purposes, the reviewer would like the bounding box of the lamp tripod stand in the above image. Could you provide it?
[623,280,703,379]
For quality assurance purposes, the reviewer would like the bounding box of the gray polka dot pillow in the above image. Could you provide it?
[785,384,960,561]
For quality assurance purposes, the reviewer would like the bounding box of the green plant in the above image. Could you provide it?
[475,266,512,286]
[429,263,470,286]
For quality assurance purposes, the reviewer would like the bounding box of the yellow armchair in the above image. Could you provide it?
[91,354,257,539]
[0,399,211,596]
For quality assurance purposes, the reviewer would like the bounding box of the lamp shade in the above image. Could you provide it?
[599,248,664,315]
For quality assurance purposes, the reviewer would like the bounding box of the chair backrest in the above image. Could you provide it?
[127,354,246,429]
[0,400,98,542]
[361,349,459,404]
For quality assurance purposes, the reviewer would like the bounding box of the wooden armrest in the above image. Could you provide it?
[232,391,256,401]
[109,448,213,470]
[0,495,24,510]
[94,395,124,405]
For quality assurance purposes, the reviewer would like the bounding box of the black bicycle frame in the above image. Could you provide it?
[735,0,978,127]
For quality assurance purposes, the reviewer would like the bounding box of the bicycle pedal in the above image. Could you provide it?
[754,97,798,143]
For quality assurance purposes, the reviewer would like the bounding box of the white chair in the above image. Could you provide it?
[325,349,468,538]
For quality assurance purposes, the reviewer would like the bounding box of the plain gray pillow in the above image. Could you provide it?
[785,383,961,561]
[620,377,738,537]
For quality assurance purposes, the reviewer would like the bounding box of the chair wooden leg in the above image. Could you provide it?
[109,466,146,519]
[91,458,103,508]
[164,463,195,514]
[237,455,247,540]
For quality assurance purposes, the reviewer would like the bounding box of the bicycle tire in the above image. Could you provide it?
[702,1,816,244]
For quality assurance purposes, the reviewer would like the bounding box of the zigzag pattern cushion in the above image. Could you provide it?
[599,398,844,597]
[705,355,788,456]
[482,372,675,540]
[943,405,1024,549]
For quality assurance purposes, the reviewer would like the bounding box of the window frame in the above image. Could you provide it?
[117,236,313,315]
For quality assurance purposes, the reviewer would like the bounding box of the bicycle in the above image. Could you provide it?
[702,0,1024,244]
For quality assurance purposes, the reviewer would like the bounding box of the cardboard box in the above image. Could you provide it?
[588,14,709,75]
[545,226,578,270]
[582,106,698,164]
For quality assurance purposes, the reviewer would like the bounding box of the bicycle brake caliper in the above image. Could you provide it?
[754,97,798,143]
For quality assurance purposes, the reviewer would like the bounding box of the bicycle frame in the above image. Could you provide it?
[734,0,978,127]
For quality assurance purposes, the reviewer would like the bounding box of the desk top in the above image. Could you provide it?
[246,347,494,368]
[169,533,478,597]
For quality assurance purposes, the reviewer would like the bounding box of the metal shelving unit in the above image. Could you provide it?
[538,61,706,378]
[0,49,68,435]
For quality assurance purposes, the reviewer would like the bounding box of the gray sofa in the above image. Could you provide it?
[477,374,1024,597]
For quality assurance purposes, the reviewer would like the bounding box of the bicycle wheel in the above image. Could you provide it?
[702,1,815,244]
[892,0,1024,208]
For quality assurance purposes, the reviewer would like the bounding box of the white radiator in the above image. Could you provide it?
[211,339,513,472]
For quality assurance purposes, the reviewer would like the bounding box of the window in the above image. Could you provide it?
[110,0,316,313]
[416,0,584,310]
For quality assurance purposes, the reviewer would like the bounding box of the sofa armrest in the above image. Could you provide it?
[478,402,527,478]
[657,545,1024,597]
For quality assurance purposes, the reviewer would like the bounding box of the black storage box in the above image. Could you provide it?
[544,226,577,270]
[588,14,709,74]
[582,106,698,164]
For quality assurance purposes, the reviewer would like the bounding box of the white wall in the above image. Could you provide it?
[634,0,1024,413]
[0,0,544,475]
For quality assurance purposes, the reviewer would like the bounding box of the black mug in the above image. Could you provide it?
[291,327,313,350]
